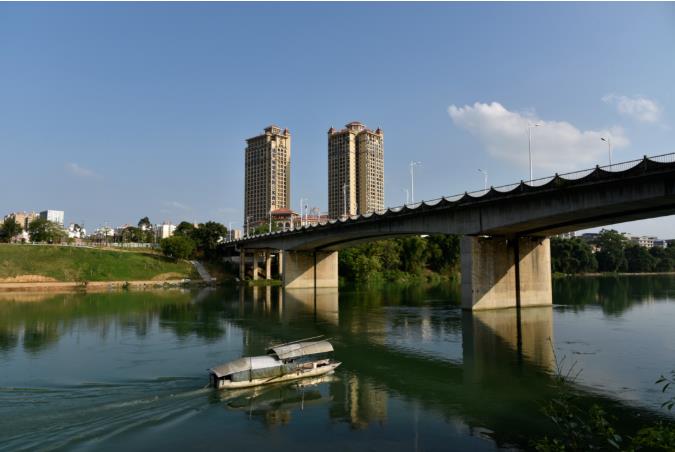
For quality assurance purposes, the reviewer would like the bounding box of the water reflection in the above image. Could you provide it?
[0,280,672,451]
[554,275,675,315]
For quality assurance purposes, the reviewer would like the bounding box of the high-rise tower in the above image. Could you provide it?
[244,125,291,229]
[328,122,384,219]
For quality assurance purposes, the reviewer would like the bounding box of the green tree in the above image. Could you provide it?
[399,236,428,274]
[137,216,152,229]
[174,221,195,238]
[0,217,23,242]
[426,235,460,273]
[27,218,66,243]
[191,221,228,260]
[595,229,628,272]
[160,236,196,259]
[551,237,598,274]
[624,245,656,273]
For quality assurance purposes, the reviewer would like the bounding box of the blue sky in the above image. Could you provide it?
[1,2,674,237]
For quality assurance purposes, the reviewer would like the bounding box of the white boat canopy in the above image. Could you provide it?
[267,340,334,360]
[210,355,282,378]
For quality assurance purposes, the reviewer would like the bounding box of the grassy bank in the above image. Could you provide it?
[0,244,197,282]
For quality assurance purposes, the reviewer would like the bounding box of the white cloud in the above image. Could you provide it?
[448,102,629,173]
[602,94,662,123]
[163,201,189,210]
[65,162,99,178]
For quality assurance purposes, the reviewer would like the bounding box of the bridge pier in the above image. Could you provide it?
[282,250,338,289]
[461,236,552,310]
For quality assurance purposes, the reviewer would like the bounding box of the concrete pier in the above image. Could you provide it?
[283,250,339,289]
[460,236,551,310]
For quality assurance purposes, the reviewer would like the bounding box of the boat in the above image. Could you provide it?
[208,338,341,389]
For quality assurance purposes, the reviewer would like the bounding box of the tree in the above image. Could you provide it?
[160,236,196,260]
[594,229,628,272]
[174,221,195,238]
[27,218,66,243]
[426,235,460,273]
[551,237,597,274]
[191,221,228,260]
[138,217,152,230]
[0,217,23,243]
[399,236,428,274]
[120,226,143,243]
[624,245,656,273]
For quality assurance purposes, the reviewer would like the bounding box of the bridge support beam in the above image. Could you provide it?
[461,236,551,310]
[283,250,338,289]
[265,251,272,280]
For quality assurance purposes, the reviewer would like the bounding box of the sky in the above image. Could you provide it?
[1,2,674,237]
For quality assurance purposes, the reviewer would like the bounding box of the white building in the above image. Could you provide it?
[67,224,86,239]
[155,223,176,239]
[40,210,64,225]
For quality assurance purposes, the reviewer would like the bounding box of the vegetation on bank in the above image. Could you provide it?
[552,229,675,275]
[160,221,228,260]
[340,230,675,284]
[338,235,460,284]
[533,354,675,451]
[0,245,196,282]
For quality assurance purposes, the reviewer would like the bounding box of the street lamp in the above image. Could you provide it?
[527,123,542,183]
[478,169,488,191]
[401,188,409,205]
[342,184,348,218]
[246,215,251,237]
[601,137,612,168]
[269,208,273,233]
[410,161,422,203]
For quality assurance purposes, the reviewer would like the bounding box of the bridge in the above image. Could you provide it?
[226,154,675,310]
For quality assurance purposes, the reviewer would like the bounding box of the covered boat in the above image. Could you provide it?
[209,339,341,389]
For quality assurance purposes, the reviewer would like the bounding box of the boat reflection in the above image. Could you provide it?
[214,374,338,427]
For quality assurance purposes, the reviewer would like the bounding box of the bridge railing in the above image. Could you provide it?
[232,152,675,241]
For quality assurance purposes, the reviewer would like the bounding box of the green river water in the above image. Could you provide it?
[0,276,674,451]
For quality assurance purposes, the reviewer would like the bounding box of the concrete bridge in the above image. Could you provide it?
[227,154,675,310]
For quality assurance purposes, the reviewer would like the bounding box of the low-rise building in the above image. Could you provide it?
[155,223,176,239]
[3,211,39,229]
[40,210,65,225]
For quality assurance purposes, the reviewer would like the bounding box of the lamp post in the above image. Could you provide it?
[402,188,409,205]
[527,123,541,182]
[246,216,251,237]
[269,209,272,233]
[478,169,488,191]
[342,184,348,218]
[410,161,422,203]
[601,137,612,168]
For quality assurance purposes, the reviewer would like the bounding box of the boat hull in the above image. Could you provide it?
[214,362,341,390]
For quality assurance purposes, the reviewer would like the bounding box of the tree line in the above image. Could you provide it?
[339,230,674,284]
[552,229,675,274]
[338,235,460,283]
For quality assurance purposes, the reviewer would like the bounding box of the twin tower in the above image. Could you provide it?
[244,123,384,227]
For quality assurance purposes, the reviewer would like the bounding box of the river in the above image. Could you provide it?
[0,276,674,451]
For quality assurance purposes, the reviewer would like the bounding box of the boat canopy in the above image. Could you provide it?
[210,355,282,378]
[267,340,334,360]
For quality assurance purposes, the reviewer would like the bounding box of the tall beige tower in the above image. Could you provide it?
[244,125,291,228]
[328,122,384,219]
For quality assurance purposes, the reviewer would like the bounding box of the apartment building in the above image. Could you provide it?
[244,125,291,227]
[328,122,384,219]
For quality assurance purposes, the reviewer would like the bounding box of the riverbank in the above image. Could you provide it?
[0,279,204,293]
[0,244,197,286]
[554,271,675,278]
